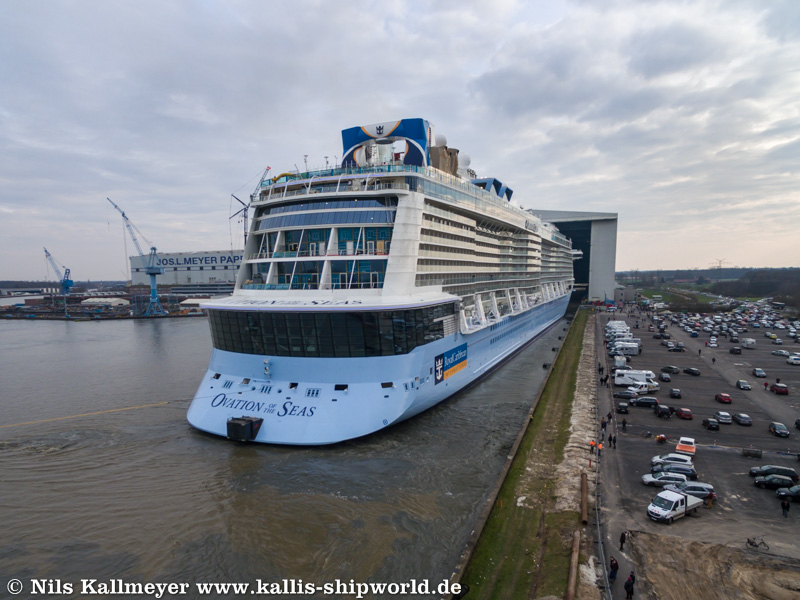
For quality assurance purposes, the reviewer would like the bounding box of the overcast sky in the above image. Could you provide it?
[2,0,799,282]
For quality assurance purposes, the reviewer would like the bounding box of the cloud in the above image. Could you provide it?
[0,0,799,280]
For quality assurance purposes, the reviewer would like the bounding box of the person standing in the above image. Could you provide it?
[782,499,790,518]
[601,417,607,431]
[624,573,635,599]
[609,557,619,583]
[590,439,596,454]
[621,418,627,432]
[612,434,617,449]
[597,442,603,459]
[764,381,769,391]
[619,530,626,551]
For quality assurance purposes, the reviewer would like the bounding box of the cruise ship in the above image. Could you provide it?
[187,118,580,444]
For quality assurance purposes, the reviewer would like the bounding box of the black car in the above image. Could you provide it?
[659,372,672,382]
[654,405,671,419]
[616,402,629,414]
[669,388,682,399]
[653,333,663,339]
[629,396,659,408]
[749,465,799,482]
[669,346,686,352]
[702,418,719,431]
[651,463,698,480]
[754,474,795,489]
[683,367,701,376]
[796,418,800,430]
[661,366,680,374]
[733,413,753,426]
[776,485,800,501]
[770,422,790,437]
[613,390,638,400]
[729,347,742,355]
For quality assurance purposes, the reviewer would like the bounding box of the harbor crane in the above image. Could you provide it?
[106,197,167,316]
[43,247,74,318]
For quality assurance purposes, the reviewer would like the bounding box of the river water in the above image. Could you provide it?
[0,316,567,598]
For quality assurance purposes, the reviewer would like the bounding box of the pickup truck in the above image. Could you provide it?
[647,489,702,523]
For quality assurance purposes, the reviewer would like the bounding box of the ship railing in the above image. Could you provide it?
[256,164,536,221]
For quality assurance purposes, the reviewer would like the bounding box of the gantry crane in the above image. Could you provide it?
[107,198,167,316]
[43,247,73,318]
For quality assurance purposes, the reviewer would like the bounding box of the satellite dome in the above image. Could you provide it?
[434,133,448,147]
[460,154,471,167]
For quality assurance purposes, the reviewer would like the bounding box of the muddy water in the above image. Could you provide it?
[0,317,568,596]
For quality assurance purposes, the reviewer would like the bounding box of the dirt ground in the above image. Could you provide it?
[630,531,800,600]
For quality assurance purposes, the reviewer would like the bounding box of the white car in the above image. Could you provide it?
[651,453,694,467]
[788,356,800,366]
[642,472,689,487]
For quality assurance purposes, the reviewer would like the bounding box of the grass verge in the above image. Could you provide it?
[459,309,588,599]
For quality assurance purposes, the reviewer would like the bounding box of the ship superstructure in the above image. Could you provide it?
[187,118,579,444]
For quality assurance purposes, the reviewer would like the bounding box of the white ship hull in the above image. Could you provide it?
[187,294,569,445]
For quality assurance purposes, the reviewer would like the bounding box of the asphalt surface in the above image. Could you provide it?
[595,309,800,597]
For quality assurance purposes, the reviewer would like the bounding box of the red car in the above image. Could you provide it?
[715,393,733,404]
[675,408,693,420]
[770,383,789,395]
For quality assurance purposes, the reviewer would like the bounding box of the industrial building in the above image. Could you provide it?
[526,210,618,303]
[130,250,243,295]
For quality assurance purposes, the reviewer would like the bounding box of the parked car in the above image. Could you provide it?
[675,408,693,420]
[659,372,672,382]
[651,463,698,480]
[729,347,742,355]
[749,465,800,482]
[788,356,800,365]
[715,393,732,404]
[669,388,682,399]
[683,367,701,376]
[753,368,767,378]
[613,390,638,400]
[629,396,659,408]
[770,422,790,437]
[796,418,800,430]
[775,485,800,501]
[732,413,753,426]
[616,402,629,414]
[654,405,671,418]
[736,380,752,390]
[664,481,716,500]
[661,366,680,374]
[713,411,732,424]
[669,346,686,352]
[754,474,795,489]
[702,418,720,430]
[770,383,789,395]
[651,453,694,467]
[773,349,791,357]
[641,472,689,487]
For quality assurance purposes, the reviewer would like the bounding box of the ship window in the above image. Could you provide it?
[207,304,450,358]
[289,382,298,389]
[334,384,348,391]
[381,382,393,389]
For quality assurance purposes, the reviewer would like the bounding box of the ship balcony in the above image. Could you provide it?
[247,248,390,261]
[242,280,384,291]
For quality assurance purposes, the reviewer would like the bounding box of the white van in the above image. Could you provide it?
[627,381,660,394]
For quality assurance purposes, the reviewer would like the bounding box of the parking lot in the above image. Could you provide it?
[599,310,800,558]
